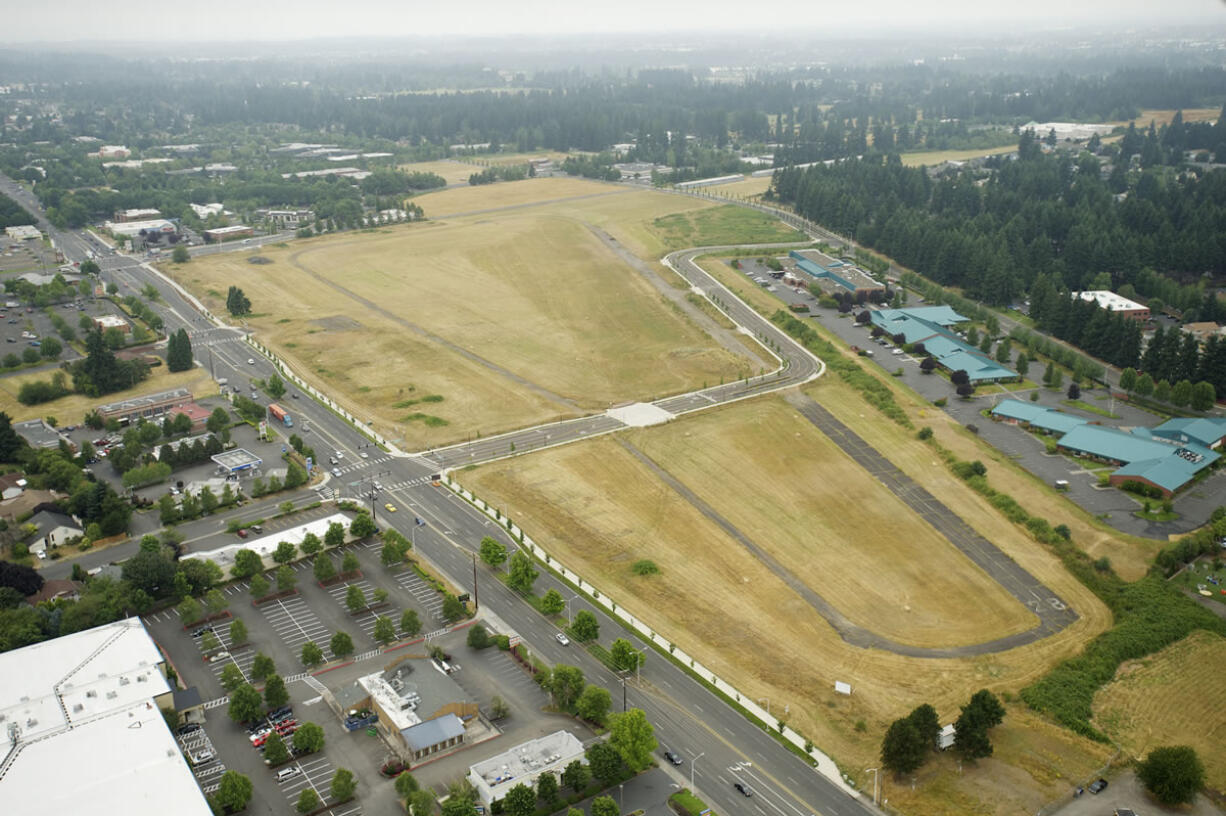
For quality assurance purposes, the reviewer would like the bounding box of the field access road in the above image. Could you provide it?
[420,241,825,471]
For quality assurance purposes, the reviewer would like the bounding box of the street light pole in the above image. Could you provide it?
[865,768,879,806]
[690,752,705,790]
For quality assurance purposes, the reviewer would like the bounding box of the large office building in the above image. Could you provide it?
[1072,290,1150,320]
[0,619,212,816]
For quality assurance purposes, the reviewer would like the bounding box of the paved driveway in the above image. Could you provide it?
[1049,771,1224,816]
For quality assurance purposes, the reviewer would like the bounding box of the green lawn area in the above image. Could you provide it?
[669,789,717,816]
[650,204,804,251]
[1173,561,1226,606]
[1062,399,1121,419]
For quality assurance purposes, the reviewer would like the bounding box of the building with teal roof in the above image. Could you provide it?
[869,307,1017,383]
[1056,423,1219,497]
[1151,417,1226,450]
[990,400,1091,436]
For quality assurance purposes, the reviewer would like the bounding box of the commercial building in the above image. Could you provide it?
[870,307,1017,383]
[202,224,253,242]
[13,418,70,450]
[790,250,885,298]
[355,660,477,765]
[258,208,314,229]
[92,313,130,334]
[105,218,177,239]
[468,730,587,807]
[189,202,224,219]
[0,618,213,816]
[1072,290,1150,320]
[4,225,40,240]
[97,387,193,425]
[114,208,162,222]
[675,174,744,189]
[94,144,130,159]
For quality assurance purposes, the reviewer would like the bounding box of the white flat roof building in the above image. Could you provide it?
[1072,290,1150,315]
[468,730,586,806]
[0,618,213,816]
[106,219,177,237]
[5,225,40,240]
[189,202,225,219]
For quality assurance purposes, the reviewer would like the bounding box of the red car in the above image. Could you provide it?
[236,529,249,539]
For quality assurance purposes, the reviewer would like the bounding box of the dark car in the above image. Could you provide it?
[733,781,752,797]
[176,723,201,735]
[1088,778,1108,794]
[664,751,683,766]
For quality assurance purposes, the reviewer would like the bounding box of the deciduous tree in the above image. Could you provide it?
[479,536,508,569]
[227,683,262,724]
[1138,745,1205,805]
[608,708,657,772]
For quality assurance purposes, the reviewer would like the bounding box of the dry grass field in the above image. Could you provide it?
[464,370,1111,815]
[625,397,1036,647]
[175,180,780,447]
[704,175,773,198]
[0,363,217,424]
[397,160,478,186]
[1114,108,1221,128]
[1093,630,1226,794]
[899,145,1019,167]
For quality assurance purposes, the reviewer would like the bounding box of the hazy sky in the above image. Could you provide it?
[3,0,1223,42]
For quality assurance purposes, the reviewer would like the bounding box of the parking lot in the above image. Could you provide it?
[175,721,227,794]
[324,577,401,643]
[141,525,606,815]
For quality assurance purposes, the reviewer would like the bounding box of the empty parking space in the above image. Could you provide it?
[192,622,257,683]
[176,724,225,793]
[463,650,546,702]
[278,754,362,815]
[260,595,331,653]
[393,570,444,624]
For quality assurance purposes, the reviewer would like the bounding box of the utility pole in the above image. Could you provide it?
[472,552,479,612]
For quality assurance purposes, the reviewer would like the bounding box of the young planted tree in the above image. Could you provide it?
[330,631,355,659]
[540,588,565,616]
[227,683,263,724]
[479,536,508,569]
[330,768,357,802]
[219,663,245,692]
[300,532,322,556]
[400,609,421,637]
[324,521,346,549]
[263,730,290,766]
[293,722,325,754]
[341,551,360,575]
[507,551,538,594]
[313,554,337,584]
[345,583,367,612]
[562,759,591,794]
[502,783,536,816]
[228,618,248,646]
[608,708,657,772]
[276,565,296,593]
[576,684,612,726]
[571,610,599,642]
[264,674,289,709]
[251,652,276,682]
[585,742,623,785]
[373,616,396,645]
[273,540,297,564]
[296,788,321,814]
[249,573,271,599]
[301,641,324,667]
[215,771,253,813]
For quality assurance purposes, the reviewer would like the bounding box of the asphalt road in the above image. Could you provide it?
[0,175,876,815]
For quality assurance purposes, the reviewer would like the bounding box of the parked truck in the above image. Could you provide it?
[267,403,293,427]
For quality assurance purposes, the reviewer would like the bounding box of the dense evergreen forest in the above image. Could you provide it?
[0,191,34,229]
[771,118,1226,307]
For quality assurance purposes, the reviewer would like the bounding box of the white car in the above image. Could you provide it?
[331,467,342,477]
[247,358,255,365]
[555,633,570,646]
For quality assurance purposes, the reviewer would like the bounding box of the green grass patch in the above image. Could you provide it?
[1134,508,1179,522]
[669,790,716,816]
[277,318,292,324]
[401,412,448,427]
[392,394,444,409]
[1061,399,1120,419]
[651,204,803,251]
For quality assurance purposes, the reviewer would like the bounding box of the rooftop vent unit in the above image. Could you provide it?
[72,704,84,713]
[105,691,118,700]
